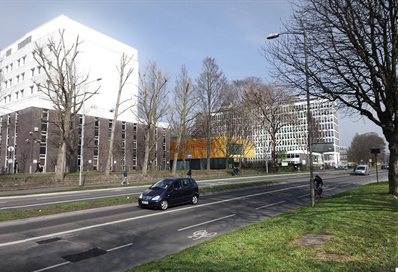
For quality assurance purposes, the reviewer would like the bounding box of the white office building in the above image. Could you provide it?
[250,95,340,167]
[0,15,166,174]
[0,15,138,121]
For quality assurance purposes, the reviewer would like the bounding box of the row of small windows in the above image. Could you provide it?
[3,85,40,104]
[1,55,27,75]
[2,66,43,89]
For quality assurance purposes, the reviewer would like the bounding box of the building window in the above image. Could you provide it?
[30,85,34,94]
[31,68,35,77]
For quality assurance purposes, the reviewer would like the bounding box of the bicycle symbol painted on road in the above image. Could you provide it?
[188,230,217,240]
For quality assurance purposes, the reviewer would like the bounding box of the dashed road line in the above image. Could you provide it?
[255,200,286,210]
[107,243,134,252]
[178,214,236,232]
[32,261,70,272]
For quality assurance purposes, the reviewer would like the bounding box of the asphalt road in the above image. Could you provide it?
[0,171,387,272]
[0,172,306,211]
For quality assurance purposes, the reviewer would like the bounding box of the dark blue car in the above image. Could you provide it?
[138,178,199,210]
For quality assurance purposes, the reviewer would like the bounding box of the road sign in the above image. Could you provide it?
[371,148,380,154]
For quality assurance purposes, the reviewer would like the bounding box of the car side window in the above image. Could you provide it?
[173,180,182,190]
[182,179,190,188]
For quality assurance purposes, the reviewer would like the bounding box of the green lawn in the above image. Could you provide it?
[130,182,398,272]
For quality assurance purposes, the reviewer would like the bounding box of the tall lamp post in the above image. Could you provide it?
[267,29,315,207]
[79,77,102,187]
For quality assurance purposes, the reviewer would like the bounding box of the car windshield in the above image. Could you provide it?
[357,166,365,170]
[150,179,173,190]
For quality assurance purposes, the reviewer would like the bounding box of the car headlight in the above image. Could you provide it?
[152,195,160,201]
[139,193,143,199]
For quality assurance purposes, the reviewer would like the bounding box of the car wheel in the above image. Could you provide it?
[191,195,198,205]
[160,200,168,210]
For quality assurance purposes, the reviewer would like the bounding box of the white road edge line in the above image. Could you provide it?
[0,184,306,248]
[177,214,236,232]
[0,193,132,210]
[32,261,70,272]
[298,194,308,198]
[255,200,286,210]
[107,243,134,252]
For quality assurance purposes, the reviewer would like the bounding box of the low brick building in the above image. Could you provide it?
[0,107,169,173]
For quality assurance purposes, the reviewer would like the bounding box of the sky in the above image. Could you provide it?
[0,0,383,147]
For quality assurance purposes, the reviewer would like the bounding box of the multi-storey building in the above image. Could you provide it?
[249,95,340,167]
[0,15,168,173]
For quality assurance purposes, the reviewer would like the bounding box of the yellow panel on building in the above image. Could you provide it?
[170,136,255,160]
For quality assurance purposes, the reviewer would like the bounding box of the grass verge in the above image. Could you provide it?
[130,182,398,272]
[0,179,281,222]
[0,196,138,222]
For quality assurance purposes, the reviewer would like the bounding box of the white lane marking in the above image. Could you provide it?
[298,194,308,198]
[0,184,306,248]
[178,214,236,232]
[255,200,286,210]
[107,243,134,252]
[0,193,132,210]
[32,261,70,272]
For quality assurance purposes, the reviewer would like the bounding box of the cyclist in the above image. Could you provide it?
[314,175,324,197]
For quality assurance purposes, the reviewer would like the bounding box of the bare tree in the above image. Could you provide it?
[196,57,227,171]
[264,0,398,194]
[244,82,296,171]
[136,62,169,175]
[212,80,256,169]
[105,53,135,176]
[169,65,198,176]
[34,30,100,181]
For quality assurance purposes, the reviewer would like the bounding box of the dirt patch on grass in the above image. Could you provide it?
[315,252,354,262]
[292,234,354,262]
[292,234,334,248]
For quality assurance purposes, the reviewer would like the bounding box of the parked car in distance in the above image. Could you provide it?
[138,178,199,210]
[354,165,370,175]
[381,164,389,170]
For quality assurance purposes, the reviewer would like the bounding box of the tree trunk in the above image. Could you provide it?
[271,134,277,171]
[171,134,182,176]
[54,143,66,182]
[142,129,151,176]
[387,142,398,195]
[105,121,117,176]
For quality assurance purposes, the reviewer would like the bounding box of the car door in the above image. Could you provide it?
[180,178,193,203]
[168,179,184,205]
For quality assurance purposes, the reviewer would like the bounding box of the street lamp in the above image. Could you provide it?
[7,146,14,174]
[79,77,102,187]
[267,29,315,207]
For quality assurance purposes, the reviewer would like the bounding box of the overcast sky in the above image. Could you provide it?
[0,0,383,147]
